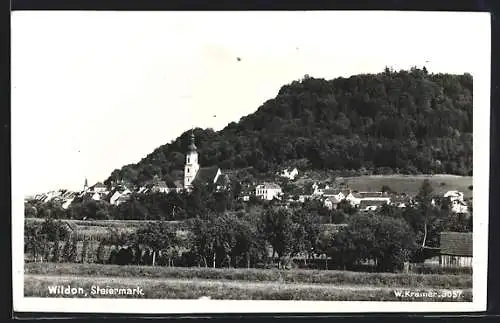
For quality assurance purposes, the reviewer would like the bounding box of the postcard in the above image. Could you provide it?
[12,10,490,314]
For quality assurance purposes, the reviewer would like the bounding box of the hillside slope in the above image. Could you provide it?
[106,68,473,186]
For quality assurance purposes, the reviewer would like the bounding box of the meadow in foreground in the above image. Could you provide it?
[24,263,472,301]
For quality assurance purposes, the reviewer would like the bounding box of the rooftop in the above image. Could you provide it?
[440,232,473,257]
[355,192,387,198]
[193,166,220,185]
[323,189,343,196]
[359,199,389,208]
[325,196,341,204]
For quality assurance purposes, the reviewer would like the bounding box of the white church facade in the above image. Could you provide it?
[183,131,222,190]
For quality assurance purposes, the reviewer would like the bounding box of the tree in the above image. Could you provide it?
[329,213,417,272]
[24,222,48,262]
[378,204,402,218]
[69,235,78,262]
[69,199,111,220]
[133,222,177,266]
[415,179,434,247]
[188,212,249,268]
[292,208,321,262]
[96,240,106,264]
[51,228,61,262]
[337,200,357,215]
[40,218,69,241]
[81,238,89,263]
[259,208,296,268]
[61,235,72,262]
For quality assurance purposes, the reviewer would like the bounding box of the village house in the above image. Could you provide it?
[150,177,170,193]
[358,199,389,212]
[298,195,311,203]
[444,190,465,203]
[277,168,299,180]
[35,190,63,203]
[443,190,468,214]
[91,192,103,201]
[324,196,342,210]
[239,185,256,201]
[311,182,330,196]
[91,182,108,194]
[115,194,131,206]
[439,232,472,268]
[255,183,283,201]
[391,195,412,208]
[215,173,231,191]
[450,199,469,214]
[61,198,74,209]
[60,191,77,209]
[345,191,391,207]
[322,189,351,201]
[166,180,184,193]
[137,186,149,194]
[109,187,132,205]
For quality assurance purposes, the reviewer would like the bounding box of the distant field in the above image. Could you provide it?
[25,218,187,240]
[26,218,184,228]
[334,175,472,198]
[24,263,472,301]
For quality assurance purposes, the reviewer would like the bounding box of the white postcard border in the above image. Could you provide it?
[12,10,490,314]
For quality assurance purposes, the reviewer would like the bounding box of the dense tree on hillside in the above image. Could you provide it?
[105,68,473,186]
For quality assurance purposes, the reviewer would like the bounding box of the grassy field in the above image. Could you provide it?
[24,263,472,301]
[339,175,472,198]
[25,218,186,240]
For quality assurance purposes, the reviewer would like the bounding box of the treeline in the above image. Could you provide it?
[26,182,249,221]
[25,178,329,222]
[105,67,473,187]
[25,181,472,272]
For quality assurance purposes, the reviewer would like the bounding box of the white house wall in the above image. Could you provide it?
[440,255,472,268]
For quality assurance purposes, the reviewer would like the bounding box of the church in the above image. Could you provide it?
[183,131,225,190]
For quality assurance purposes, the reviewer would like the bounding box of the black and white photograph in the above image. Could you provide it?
[12,10,490,313]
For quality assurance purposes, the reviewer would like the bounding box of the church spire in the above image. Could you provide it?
[188,129,197,152]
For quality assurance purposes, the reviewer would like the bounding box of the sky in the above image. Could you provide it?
[11,11,490,196]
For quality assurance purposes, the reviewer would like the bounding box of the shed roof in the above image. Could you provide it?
[440,232,473,257]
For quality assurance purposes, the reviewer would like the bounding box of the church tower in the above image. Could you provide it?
[83,177,89,192]
[184,131,200,189]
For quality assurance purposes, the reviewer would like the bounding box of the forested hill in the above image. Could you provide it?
[106,67,473,187]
